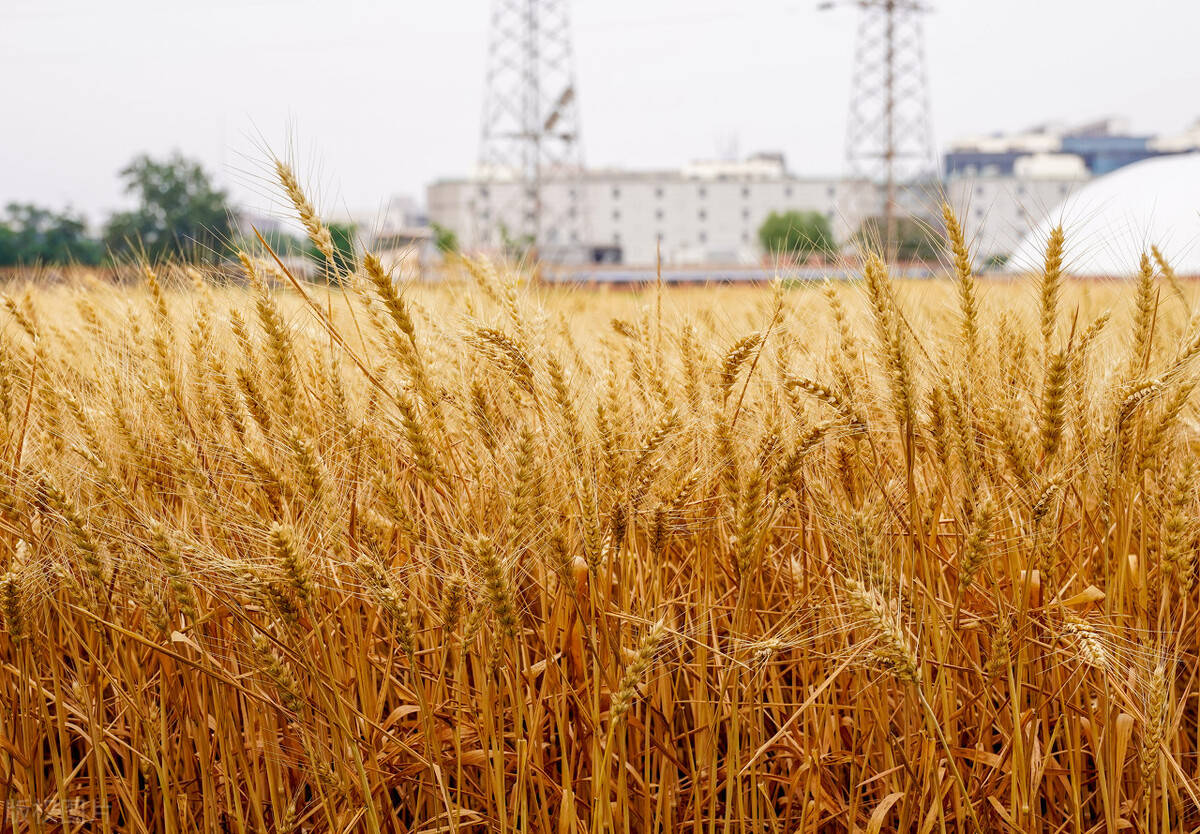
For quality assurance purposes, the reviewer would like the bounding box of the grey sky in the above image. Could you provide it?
[4,0,1199,227]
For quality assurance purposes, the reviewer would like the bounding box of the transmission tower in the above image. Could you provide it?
[830,0,935,256]
[477,0,585,260]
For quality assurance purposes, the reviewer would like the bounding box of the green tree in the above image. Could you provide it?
[306,222,357,282]
[757,210,837,259]
[431,222,459,255]
[0,203,102,266]
[498,222,535,261]
[852,216,941,262]
[103,153,232,261]
[0,225,15,266]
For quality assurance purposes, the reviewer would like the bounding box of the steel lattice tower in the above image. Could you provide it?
[839,0,935,255]
[477,0,584,259]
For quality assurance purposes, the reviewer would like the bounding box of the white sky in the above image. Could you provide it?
[3,0,1199,227]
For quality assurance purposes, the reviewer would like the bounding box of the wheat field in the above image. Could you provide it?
[1,172,1199,832]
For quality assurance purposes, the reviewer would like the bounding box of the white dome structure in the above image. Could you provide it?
[1005,153,1200,276]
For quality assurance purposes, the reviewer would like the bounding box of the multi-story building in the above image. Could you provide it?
[943,154,1090,262]
[427,153,882,266]
[426,118,1200,268]
[943,117,1200,179]
[941,118,1200,262]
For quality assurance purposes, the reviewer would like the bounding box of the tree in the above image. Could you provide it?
[498,222,535,261]
[0,225,15,266]
[103,153,232,261]
[306,222,357,282]
[0,203,102,266]
[757,210,837,260]
[852,216,941,262]
[431,222,459,255]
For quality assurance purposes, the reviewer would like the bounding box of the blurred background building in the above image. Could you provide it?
[414,1,1200,272]
[941,118,1200,262]
[401,0,1200,273]
[428,154,876,266]
[425,117,1200,269]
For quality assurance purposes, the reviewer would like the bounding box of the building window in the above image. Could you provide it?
[1060,184,1069,194]
[976,186,984,196]
[655,187,663,199]
[699,231,707,243]
[612,210,620,221]
[784,186,793,197]
[613,232,621,244]
[742,232,749,243]
[698,187,707,198]
[478,186,489,199]
[741,186,750,198]
[655,209,664,220]
[1016,185,1026,196]
[827,186,835,197]
[612,186,621,199]
[742,208,750,221]
[698,210,707,221]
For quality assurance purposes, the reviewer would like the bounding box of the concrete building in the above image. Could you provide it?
[942,118,1200,261]
[326,195,437,274]
[943,117,1200,179]
[330,194,428,241]
[426,118,1200,269]
[372,227,437,275]
[427,153,882,266]
[944,156,1089,262]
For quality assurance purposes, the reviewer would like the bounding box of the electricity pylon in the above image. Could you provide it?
[477,0,585,260]
[824,0,935,257]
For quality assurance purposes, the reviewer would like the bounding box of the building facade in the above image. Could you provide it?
[427,118,1200,268]
[944,117,1200,179]
[428,154,882,266]
[943,155,1090,262]
[940,118,1200,261]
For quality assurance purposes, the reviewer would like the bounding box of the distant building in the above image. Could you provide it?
[372,227,436,275]
[942,118,1200,261]
[944,117,1200,179]
[329,195,437,275]
[427,153,882,266]
[330,194,428,240]
[943,162,1089,262]
[1006,152,1200,276]
[231,209,287,241]
[424,118,1200,268]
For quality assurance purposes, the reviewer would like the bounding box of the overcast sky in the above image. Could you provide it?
[3,0,1199,227]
